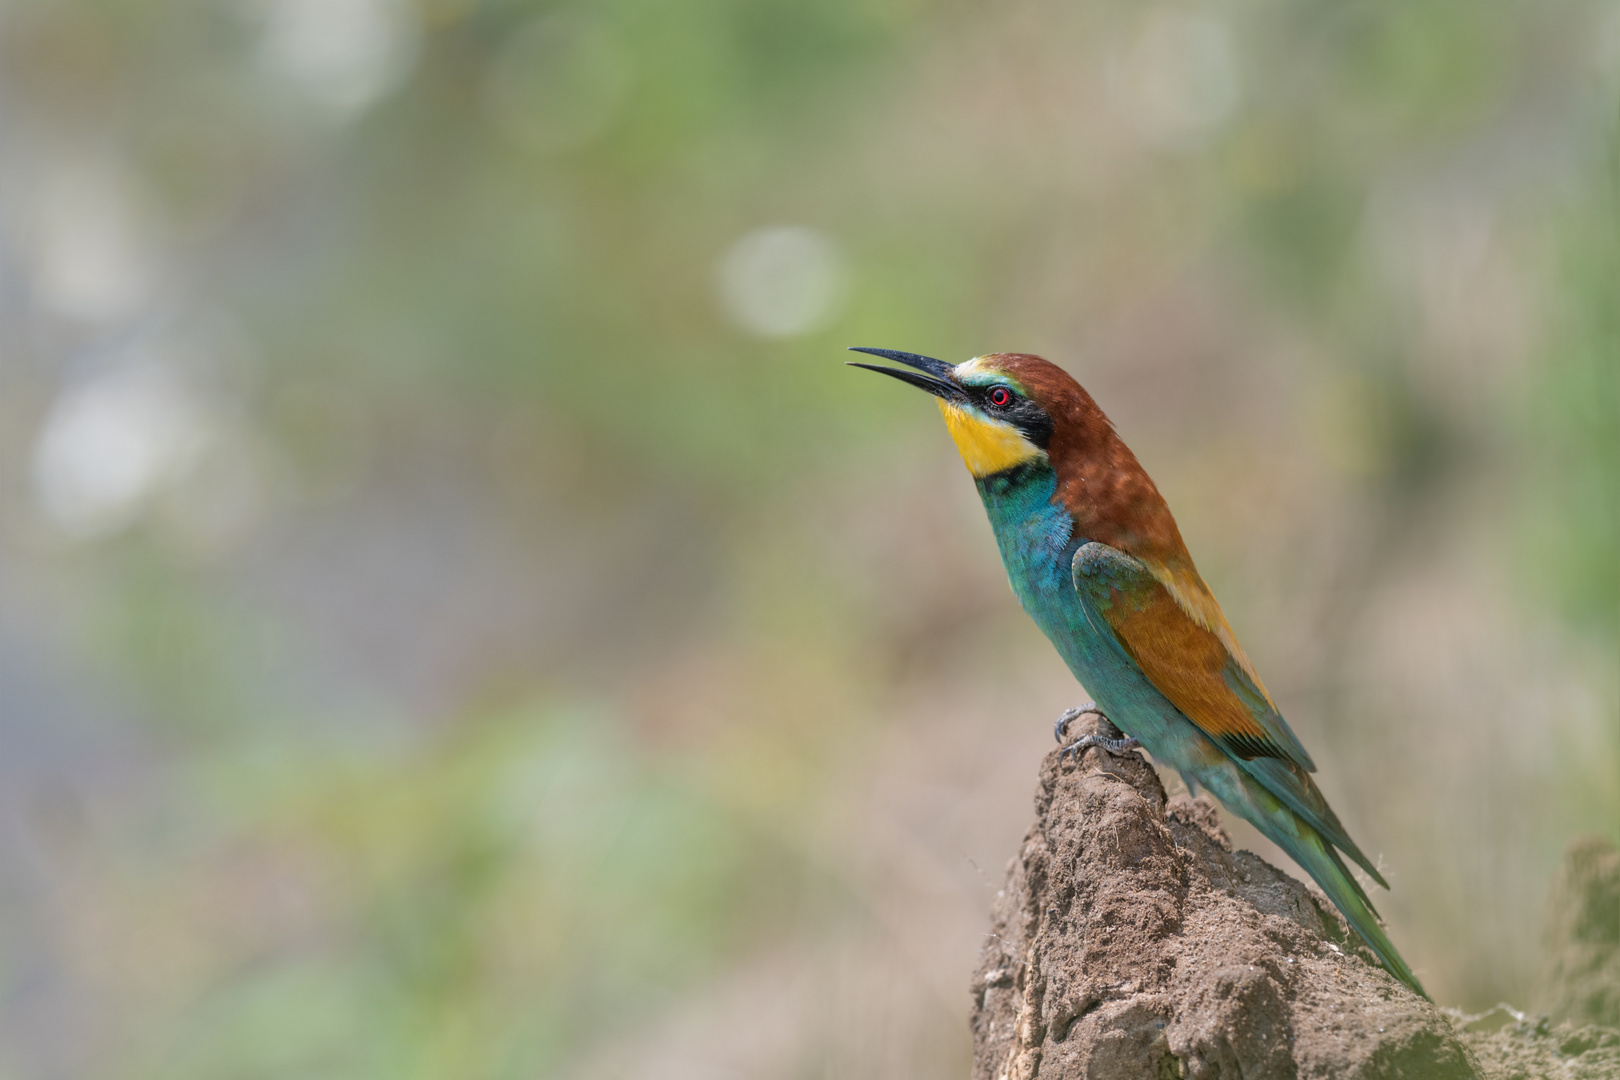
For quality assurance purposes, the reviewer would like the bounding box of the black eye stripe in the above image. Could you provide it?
[974,384,1053,450]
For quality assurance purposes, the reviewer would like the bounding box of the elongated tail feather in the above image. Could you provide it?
[1243,756,1388,888]
[1232,769,1428,999]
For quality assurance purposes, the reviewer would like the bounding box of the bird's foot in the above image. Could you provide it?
[1059,732,1140,765]
[1053,702,1100,743]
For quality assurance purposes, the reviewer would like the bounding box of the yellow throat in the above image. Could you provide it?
[937,399,1043,477]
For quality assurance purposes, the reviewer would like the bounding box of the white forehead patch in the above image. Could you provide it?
[955,356,989,378]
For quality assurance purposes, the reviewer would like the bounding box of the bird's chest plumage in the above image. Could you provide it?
[976,465,1082,629]
[974,464,1138,711]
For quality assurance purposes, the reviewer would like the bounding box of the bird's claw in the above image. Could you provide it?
[1054,703,1137,763]
[1059,733,1140,765]
[1053,701,1099,743]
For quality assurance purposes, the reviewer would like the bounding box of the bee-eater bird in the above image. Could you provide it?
[849,347,1425,998]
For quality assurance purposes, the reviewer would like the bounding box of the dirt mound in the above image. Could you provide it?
[970,712,1620,1079]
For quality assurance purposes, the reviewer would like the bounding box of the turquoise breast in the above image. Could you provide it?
[973,462,1212,777]
[975,464,1108,683]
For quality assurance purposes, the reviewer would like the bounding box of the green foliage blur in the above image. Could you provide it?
[0,0,1614,1076]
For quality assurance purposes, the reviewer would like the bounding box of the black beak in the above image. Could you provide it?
[846,347,963,401]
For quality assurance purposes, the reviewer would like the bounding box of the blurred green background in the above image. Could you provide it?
[0,0,1615,1076]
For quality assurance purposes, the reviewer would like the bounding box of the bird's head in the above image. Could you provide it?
[848,348,1089,477]
[850,346,1192,575]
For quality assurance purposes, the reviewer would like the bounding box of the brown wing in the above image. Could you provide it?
[1072,542,1314,769]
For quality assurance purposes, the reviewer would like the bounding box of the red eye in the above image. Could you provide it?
[989,386,1012,408]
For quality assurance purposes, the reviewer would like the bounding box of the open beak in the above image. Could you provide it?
[846,347,964,401]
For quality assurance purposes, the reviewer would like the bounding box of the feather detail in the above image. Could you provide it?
[1150,562,1276,710]
[1072,543,1298,760]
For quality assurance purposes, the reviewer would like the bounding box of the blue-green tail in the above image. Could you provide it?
[1242,783,1428,999]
